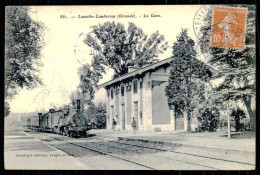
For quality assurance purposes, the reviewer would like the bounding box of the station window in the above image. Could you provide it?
[121,85,124,96]
[140,81,143,89]
[133,80,138,93]
[116,87,119,95]
[111,89,114,99]
[127,85,131,92]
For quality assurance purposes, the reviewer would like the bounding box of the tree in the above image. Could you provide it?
[5,103,11,117]
[165,29,212,132]
[191,80,226,132]
[85,102,106,129]
[69,90,81,108]
[231,108,246,132]
[77,64,100,106]
[197,108,220,132]
[61,104,70,117]
[83,21,168,78]
[5,7,45,117]
[198,5,256,130]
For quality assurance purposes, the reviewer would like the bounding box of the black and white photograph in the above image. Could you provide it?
[4,5,256,170]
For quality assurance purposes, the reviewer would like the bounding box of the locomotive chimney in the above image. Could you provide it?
[76,99,80,112]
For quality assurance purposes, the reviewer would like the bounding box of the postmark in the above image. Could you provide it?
[211,6,247,49]
[193,5,212,41]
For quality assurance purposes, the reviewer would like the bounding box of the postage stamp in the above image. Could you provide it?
[211,6,247,49]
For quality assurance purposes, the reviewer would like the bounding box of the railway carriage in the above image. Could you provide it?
[26,118,32,129]
[50,110,63,133]
[26,99,92,138]
[26,115,39,130]
[39,113,47,131]
[38,110,63,132]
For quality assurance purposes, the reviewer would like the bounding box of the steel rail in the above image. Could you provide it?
[94,136,255,167]
[90,136,220,170]
[45,135,156,170]
[51,135,219,170]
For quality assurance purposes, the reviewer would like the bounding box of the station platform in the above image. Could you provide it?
[4,129,88,170]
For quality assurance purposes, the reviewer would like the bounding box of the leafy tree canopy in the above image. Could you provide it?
[165,29,212,131]
[85,102,106,129]
[231,108,246,120]
[84,21,168,78]
[5,103,11,117]
[5,6,45,117]
[5,7,45,98]
[77,64,99,106]
[198,5,255,129]
[166,29,212,109]
[197,108,220,132]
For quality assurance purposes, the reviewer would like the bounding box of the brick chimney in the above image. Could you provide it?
[128,66,138,73]
[128,50,139,73]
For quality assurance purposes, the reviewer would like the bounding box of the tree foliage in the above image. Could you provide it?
[231,108,246,132]
[198,5,256,130]
[5,7,45,99]
[68,64,100,113]
[197,108,220,132]
[165,29,212,132]
[5,7,45,117]
[84,21,168,78]
[85,102,106,129]
[69,90,81,108]
[77,64,100,106]
[61,104,70,117]
[5,103,11,117]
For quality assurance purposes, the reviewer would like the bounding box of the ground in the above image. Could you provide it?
[4,125,255,170]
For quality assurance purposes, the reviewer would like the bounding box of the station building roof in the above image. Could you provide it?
[99,57,219,89]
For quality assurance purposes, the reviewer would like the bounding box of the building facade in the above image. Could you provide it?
[100,57,216,132]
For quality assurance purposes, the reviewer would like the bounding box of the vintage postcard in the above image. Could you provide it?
[4,5,256,170]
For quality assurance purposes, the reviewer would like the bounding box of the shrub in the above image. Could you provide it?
[197,108,220,132]
[231,108,246,132]
[85,102,106,129]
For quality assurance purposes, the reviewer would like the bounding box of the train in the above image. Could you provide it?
[26,100,93,138]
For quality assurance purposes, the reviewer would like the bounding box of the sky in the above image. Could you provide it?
[8,5,207,114]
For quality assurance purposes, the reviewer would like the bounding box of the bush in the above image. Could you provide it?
[197,108,220,132]
[231,108,246,132]
[85,102,106,129]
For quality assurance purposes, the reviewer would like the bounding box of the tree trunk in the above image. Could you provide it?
[185,76,192,132]
[187,108,192,132]
[242,96,255,131]
[5,78,11,98]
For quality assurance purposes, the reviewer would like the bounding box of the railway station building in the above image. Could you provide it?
[100,57,217,132]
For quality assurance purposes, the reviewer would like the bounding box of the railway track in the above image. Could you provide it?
[92,135,255,169]
[36,133,156,170]
[53,135,221,169]
[36,133,218,169]
[32,132,254,170]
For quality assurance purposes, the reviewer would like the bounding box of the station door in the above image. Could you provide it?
[121,104,125,130]
[175,117,184,130]
[134,101,138,131]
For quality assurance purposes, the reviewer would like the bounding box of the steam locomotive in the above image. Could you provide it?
[26,100,92,138]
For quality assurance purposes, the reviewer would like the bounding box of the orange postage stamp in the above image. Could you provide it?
[211,6,247,49]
